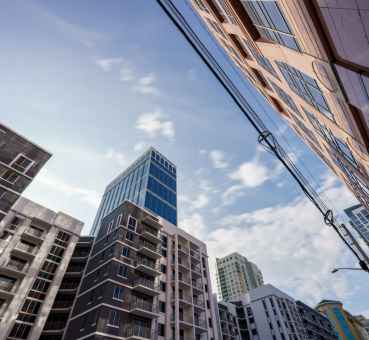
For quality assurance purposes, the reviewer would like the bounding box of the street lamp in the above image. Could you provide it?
[331,267,365,274]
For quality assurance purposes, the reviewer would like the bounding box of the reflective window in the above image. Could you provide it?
[145,192,177,225]
[241,0,300,51]
[269,80,298,112]
[147,176,176,207]
[277,62,333,119]
[149,163,176,191]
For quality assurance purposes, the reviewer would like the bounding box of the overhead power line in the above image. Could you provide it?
[157,0,369,272]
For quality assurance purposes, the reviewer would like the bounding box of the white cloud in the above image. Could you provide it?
[105,148,126,167]
[191,193,210,210]
[134,73,159,95]
[95,57,123,72]
[179,213,207,240]
[209,150,229,169]
[34,169,101,208]
[136,109,175,140]
[133,142,148,152]
[229,161,269,187]
[206,175,359,304]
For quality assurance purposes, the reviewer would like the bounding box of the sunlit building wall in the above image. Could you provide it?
[190,0,369,211]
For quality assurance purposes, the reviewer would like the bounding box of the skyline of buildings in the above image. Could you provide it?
[216,252,263,302]
[190,0,369,217]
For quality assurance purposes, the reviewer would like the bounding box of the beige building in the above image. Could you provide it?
[191,0,369,210]
[216,252,263,301]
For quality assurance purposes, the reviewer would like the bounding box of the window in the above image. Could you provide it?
[159,323,165,336]
[0,275,16,291]
[121,246,130,257]
[126,231,134,241]
[161,234,168,247]
[107,220,114,234]
[21,299,41,315]
[117,265,128,278]
[11,154,34,173]
[160,281,166,292]
[127,215,137,231]
[159,301,166,313]
[160,264,167,274]
[277,62,332,119]
[1,170,18,184]
[8,323,32,339]
[241,0,300,51]
[161,248,167,257]
[270,80,298,112]
[116,214,122,227]
[113,286,124,301]
[108,309,120,327]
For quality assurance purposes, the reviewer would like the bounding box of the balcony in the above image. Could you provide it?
[134,258,161,277]
[23,225,45,244]
[177,245,189,255]
[141,215,162,230]
[13,242,37,259]
[140,227,161,244]
[191,265,202,278]
[132,278,160,296]
[192,281,203,293]
[129,298,158,318]
[52,300,73,310]
[124,324,152,340]
[4,259,27,278]
[190,249,200,262]
[177,275,191,288]
[193,297,205,310]
[0,280,15,293]
[194,318,207,333]
[137,241,161,259]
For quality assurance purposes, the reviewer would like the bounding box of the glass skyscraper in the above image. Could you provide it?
[344,204,369,248]
[90,147,177,236]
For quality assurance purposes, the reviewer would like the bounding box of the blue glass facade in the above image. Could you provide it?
[90,148,177,236]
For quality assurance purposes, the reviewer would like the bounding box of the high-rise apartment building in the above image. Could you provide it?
[0,197,83,340]
[0,123,51,222]
[344,204,369,247]
[190,0,369,212]
[40,236,94,340]
[64,200,218,340]
[216,252,263,301]
[90,147,177,236]
[316,300,369,340]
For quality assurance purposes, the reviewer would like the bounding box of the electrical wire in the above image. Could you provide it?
[156,0,369,271]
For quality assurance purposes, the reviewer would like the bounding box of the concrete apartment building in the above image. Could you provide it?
[216,252,263,301]
[316,300,369,340]
[90,147,177,236]
[296,301,337,340]
[344,204,369,247]
[213,297,242,340]
[0,197,83,340]
[190,0,369,212]
[63,200,218,340]
[230,284,308,340]
[40,236,94,340]
[0,123,51,222]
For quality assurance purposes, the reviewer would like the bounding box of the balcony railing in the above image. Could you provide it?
[190,249,200,259]
[191,265,201,273]
[124,324,151,339]
[16,243,36,254]
[177,245,189,254]
[43,321,67,330]
[192,281,203,290]
[135,258,158,270]
[178,276,191,284]
[25,227,44,238]
[141,226,159,238]
[6,260,26,272]
[194,319,207,328]
[52,300,73,309]
[129,298,157,313]
[193,297,205,307]
[60,281,79,290]
[133,278,156,290]
[0,280,15,292]
[139,240,159,252]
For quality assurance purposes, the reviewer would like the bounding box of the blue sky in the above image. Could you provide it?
[1,0,368,317]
